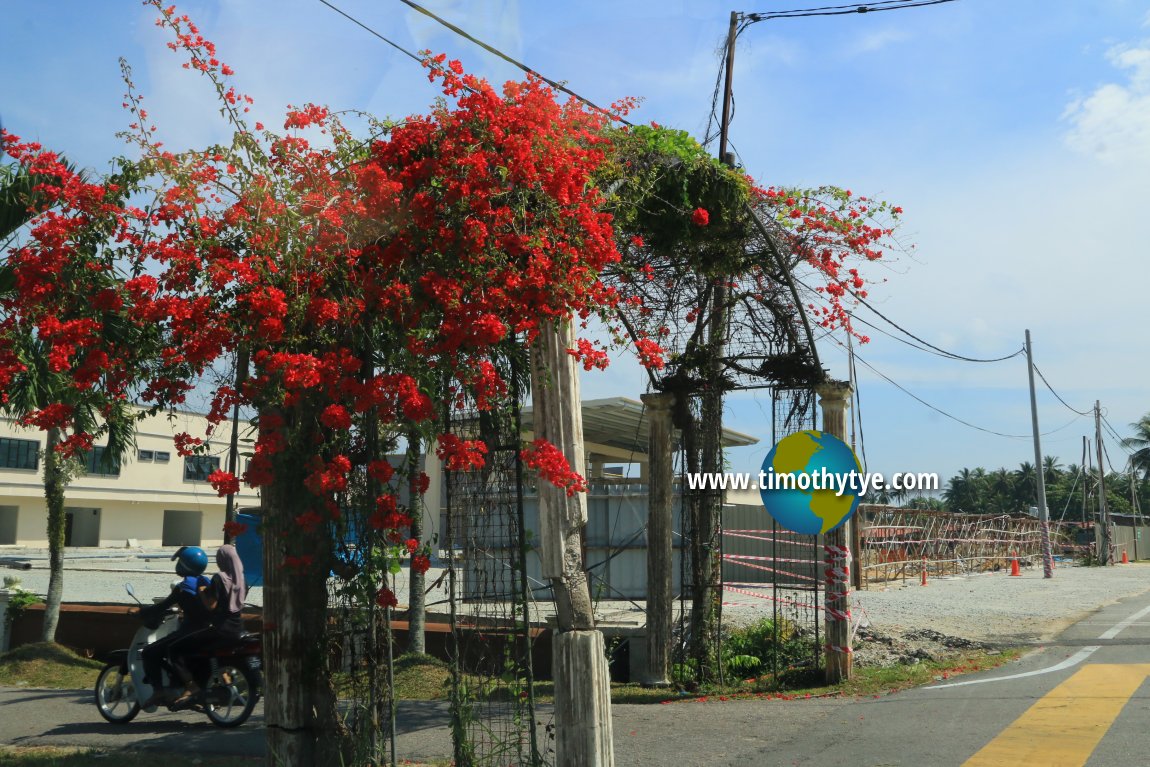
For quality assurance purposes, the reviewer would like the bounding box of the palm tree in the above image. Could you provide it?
[1122,414,1150,482]
[5,334,138,641]
[945,467,981,513]
[989,468,1016,513]
[2,157,139,641]
[1013,462,1036,511]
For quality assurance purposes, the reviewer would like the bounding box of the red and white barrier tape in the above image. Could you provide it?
[721,557,819,583]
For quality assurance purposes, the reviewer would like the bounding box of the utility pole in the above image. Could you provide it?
[1024,330,1054,578]
[1095,401,1111,565]
[687,9,739,682]
[1082,436,1089,526]
[223,345,249,544]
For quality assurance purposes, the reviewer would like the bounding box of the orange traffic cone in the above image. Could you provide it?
[921,557,928,587]
[1009,552,1021,577]
[1122,549,1129,564]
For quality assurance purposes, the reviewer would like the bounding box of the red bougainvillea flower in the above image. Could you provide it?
[521,439,587,496]
[376,588,398,609]
[223,521,248,537]
[207,469,241,497]
[691,207,710,226]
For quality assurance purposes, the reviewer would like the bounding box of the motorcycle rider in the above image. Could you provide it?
[166,543,247,706]
[139,545,211,708]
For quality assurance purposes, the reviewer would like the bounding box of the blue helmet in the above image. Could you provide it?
[172,546,208,577]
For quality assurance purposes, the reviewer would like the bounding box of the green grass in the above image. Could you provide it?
[666,648,1025,703]
[0,643,103,690]
[378,647,1021,705]
[2,640,1020,707]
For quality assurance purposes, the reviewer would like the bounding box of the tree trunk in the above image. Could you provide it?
[407,431,426,656]
[690,281,727,683]
[41,426,65,643]
[261,413,348,767]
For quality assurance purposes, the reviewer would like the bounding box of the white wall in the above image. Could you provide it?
[0,409,259,548]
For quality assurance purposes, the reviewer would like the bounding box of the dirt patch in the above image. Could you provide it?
[852,626,996,668]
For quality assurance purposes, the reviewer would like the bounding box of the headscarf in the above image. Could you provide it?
[215,544,246,614]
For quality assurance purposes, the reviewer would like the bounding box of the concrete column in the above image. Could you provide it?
[818,380,854,683]
[423,438,444,555]
[554,631,615,767]
[639,392,674,685]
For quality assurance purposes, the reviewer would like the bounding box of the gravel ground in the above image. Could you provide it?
[845,561,1150,666]
[853,561,1150,642]
[2,548,265,607]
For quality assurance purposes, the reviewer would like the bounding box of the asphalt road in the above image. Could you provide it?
[5,590,1150,766]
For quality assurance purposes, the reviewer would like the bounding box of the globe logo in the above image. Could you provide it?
[759,430,863,535]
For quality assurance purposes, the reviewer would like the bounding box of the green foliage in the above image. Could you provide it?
[602,124,754,271]
[721,617,813,680]
[937,455,1148,520]
[3,582,40,632]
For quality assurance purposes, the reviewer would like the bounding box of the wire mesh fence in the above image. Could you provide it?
[715,386,823,683]
[442,390,550,767]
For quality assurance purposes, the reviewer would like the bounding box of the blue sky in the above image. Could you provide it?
[4,1,1149,494]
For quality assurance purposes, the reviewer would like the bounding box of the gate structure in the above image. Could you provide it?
[716,387,823,681]
[443,389,549,766]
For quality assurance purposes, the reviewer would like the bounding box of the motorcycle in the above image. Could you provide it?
[94,582,263,728]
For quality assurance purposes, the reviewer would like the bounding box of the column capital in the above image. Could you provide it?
[816,380,853,406]
[640,392,676,411]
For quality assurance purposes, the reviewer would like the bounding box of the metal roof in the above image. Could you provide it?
[519,396,758,460]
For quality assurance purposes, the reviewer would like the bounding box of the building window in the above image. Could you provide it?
[138,449,154,462]
[81,446,121,478]
[155,451,171,463]
[184,455,220,482]
[0,437,39,471]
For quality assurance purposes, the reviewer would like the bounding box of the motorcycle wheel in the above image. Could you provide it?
[204,663,260,728]
[94,663,141,724]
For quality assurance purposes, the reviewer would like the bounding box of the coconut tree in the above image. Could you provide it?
[1013,462,1036,511]
[4,333,139,641]
[1,156,142,641]
[1122,414,1150,482]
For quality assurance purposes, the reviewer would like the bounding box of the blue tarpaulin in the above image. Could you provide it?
[234,512,263,587]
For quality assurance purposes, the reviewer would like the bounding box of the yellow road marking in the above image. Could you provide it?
[963,664,1150,767]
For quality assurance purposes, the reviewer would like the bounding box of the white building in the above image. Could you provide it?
[0,409,260,548]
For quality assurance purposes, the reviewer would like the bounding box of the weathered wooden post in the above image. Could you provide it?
[640,392,675,686]
[531,319,614,767]
[818,380,854,684]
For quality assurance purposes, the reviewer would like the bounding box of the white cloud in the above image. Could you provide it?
[1063,42,1150,163]
[846,27,910,56]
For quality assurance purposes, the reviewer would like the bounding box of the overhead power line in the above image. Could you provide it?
[850,291,1024,363]
[1031,363,1092,417]
[394,0,628,125]
[832,341,1081,440]
[745,0,959,21]
[1100,414,1135,457]
[316,0,423,64]
[788,270,1024,364]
